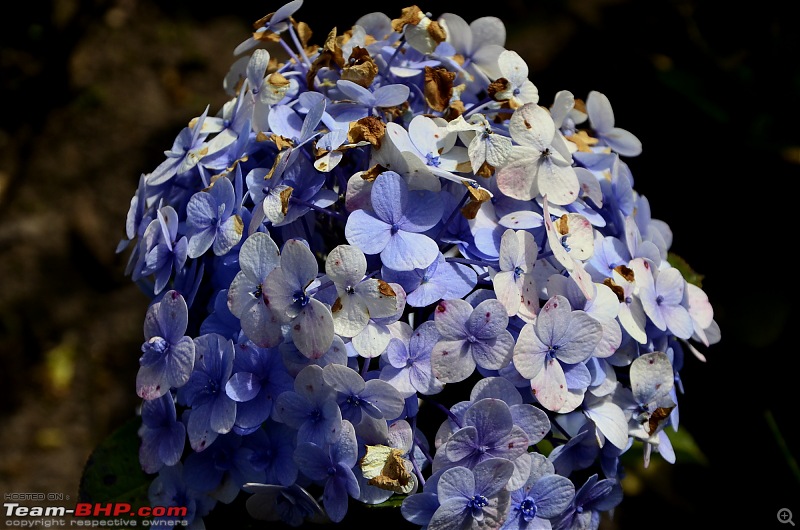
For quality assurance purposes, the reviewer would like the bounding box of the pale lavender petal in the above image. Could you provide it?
[473,457,514,496]
[586,91,615,133]
[467,299,508,340]
[438,466,475,500]
[662,305,694,339]
[433,298,472,340]
[291,298,334,360]
[225,372,261,402]
[240,300,283,348]
[557,312,602,364]
[363,379,405,420]
[465,398,513,445]
[156,290,189,343]
[239,232,281,282]
[399,190,443,232]
[187,226,216,259]
[164,337,196,389]
[373,84,410,107]
[213,215,243,256]
[512,323,548,380]
[510,404,550,444]
[187,405,218,451]
[136,360,170,401]
[209,395,236,433]
[280,239,318,290]
[345,210,392,255]
[371,171,408,225]
[431,340,475,383]
[530,357,567,412]
[470,331,514,370]
[530,475,575,518]
[602,127,642,157]
[562,362,591,390]
[444,426,479,461]
[428,498,469,530]
[382,231,439,271]
[535,296,572,346]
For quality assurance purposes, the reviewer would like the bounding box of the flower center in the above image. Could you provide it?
[425,153,441,167]
[520,497,537,521]
[293,290,309,306]
[143,336,168,355]
[468,495,489,517]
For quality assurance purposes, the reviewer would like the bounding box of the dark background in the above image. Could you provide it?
[1,0,797,528]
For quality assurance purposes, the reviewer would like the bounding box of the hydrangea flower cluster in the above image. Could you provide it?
[121,2,721,528]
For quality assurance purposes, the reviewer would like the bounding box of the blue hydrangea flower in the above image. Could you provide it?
[433,398,530,487]
[379,320,443,397]
[178,333,237,451]
[430,297,514,384]
[225,339,293,435]
[550,474,622,530]
[146,106,212,187]
[428,458,515,530]
[120,4,723,527]
[140,205,188,295]
[185,176,243,258]
[501,453,575,530]
[240,420,298,487]
[136,290,196,401]
[227,231,283,348]
[263,238,335,359]
[513,295,602,412]
[274,364,342,447]
[382,252,477,308]
[148,462,217,530]
[345,171,443,271]
[138,393,186,474]
[322,363,405,425]
[293,419,360,523]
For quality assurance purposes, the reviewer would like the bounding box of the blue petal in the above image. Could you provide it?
[226,372,261,402]
[382,231,439,271]
[371,171,407,225]
[345,210,392,255]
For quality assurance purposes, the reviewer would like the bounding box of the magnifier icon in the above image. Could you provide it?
[779,508,795,526]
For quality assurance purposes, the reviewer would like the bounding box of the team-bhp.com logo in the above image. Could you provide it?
[4,502,188,526]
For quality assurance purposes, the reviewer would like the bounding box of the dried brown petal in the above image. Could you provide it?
[377,280,396,297]
[341,47,378,87]
[306,27,344,88]
[361,164,387,182]
[279,186,293,216]
[391,6,423,32]
[348,116,386,148]
[488,78,511,101]
[602,278,625,302]
[614,264,635,283]
[555,215,570,236]
[424,66,456,112]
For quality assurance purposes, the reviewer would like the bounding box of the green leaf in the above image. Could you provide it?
[364,495,407,509]
[667,252,704,288]
[78,416,152,509]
